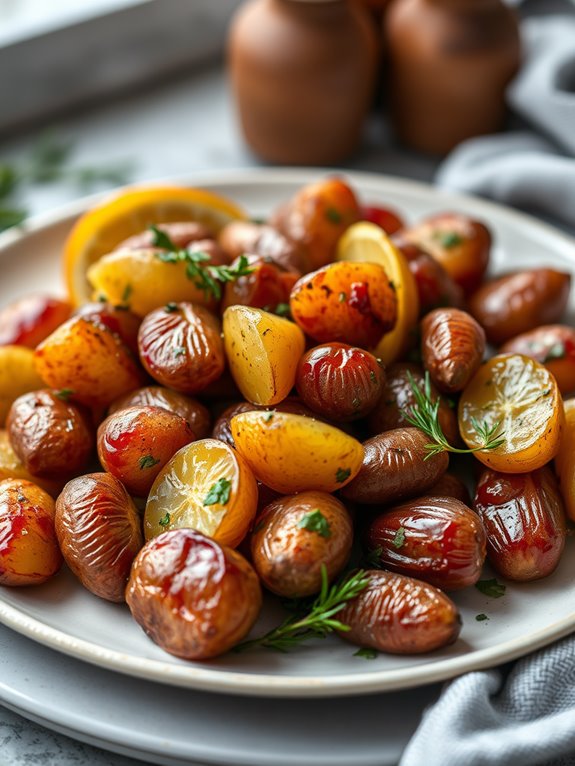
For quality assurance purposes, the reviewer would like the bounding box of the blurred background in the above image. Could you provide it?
[0,0,572,230]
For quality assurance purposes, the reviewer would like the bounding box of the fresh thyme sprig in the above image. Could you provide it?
[150,225,253,300]
[235,566,370,653]
[404,371,505,459]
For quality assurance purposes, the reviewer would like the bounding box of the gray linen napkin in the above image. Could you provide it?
[436,15,575,230]
[402,10,575,766]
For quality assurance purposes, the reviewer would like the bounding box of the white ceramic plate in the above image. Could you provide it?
[1,168,575,699]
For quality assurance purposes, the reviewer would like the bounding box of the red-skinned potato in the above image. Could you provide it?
[337,570,461,654]
[126,528,262,660]
[341,428,449,505]
[398,212,491,294]
[97,406,195,497]
[421,308,485,394]
[360,204,405,236]
[468,269,571,346]
[366,362,460,445]
[424,472,471,506]
[474,466,566,581]
[55,473,143,602]
[116,221,215,252]
[109,386,211,439]
[7,390,93,479]
[296,343,385,421]
[34,312,146,407]
[270,178,361,270]
[366,496,486,590]
[138,303,225,395]
[290,261,397,348]
[250,491,353,598]
[501,325,575,395]
[0,479,62,586]
[0,295,72,348]
[221,254,299,312]
[218,221,310,274]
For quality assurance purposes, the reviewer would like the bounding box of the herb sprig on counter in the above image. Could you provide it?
[150,225,253,300]
[405,371,505,459]
[0,132,133,232]
[235,566,370,653]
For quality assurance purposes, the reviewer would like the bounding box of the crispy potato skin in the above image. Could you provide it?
[468,269,571,346]
[126,529,262,659]
[251,492,353,598]
[0,431,66,498]
[367,363,460,445]
[501,325,575,395]
[34,315,146,407]
[421,308,485,394]
[0,479,62,586]
[393,243,464,314]
[0,295,72,349]
[366,496,486,590]
[97,406,195,497]
[221,254,299,312]
[109,386,211,439]
[290,261,397,348]
[399,212,491,295]
[138,303,225,395]
[270,178,361,270]
[474,466,566,581]
[7,390,93,479]
[218,221,310,273]
[337,570,461,654]
[342,428,449,505]
[55,473,143,602]
[296,343,384,421]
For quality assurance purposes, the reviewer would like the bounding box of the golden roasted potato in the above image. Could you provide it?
[0,478,62,586]
[223,306,305,406]
[251,491,353,598]
[126,528,262,660]
[230,411,364,494]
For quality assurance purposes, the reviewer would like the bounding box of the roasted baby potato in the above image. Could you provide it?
[555,398,575,522]
[231,411,364,494]
[501,325,575,395]
[218,220,309,273]
[366,496,486,590]
[270,178,361,270]
[421,308,485,394]
[116,221,215,251]
[474,466,566,581]
[337,570,461,654]
[55,472,143,602]
[211,398,316,448]
[144,438,258,548]
[126,528,262,660]
[97,405,195,497]
[398,212,491,294]
[138,303,225,395]
[251,491,353,598]
[290,261,397,348]
[223,306,305,406]
[221,254,299,312]
[34,313,146,407]
[342,428,449,505]
[468,268,571,346]
[0,431,66,498]
[109,385,211,439]
[423,472,471,506]
[0,345,44,426]
[399,246,464,314]
[0,478,62,586]
[0,295,72,348]
[296,342,385,421]
[7,390,93,479]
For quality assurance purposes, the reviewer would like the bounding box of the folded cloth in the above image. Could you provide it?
[400,635,575,766]
[436,15,575,230]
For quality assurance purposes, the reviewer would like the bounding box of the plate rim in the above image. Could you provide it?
[1,166,575,698]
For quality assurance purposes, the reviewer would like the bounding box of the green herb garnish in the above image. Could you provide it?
[164,302,178,313]
[405,371,505,459]
[434,231,463,248]
[336,467,351,483]
[55,388,74,402]
[544,342,566,362]
[150,226,253,300]
[297,510,332,539]
[365,546,383,568]
[392,527,406,549]
[158,512,171,528]
[202,477,232,506]
[475,579,506,599]
[274,303,291,318]
[139,454,160,470]
[173,346,186,357]
[325,207,343,224]
[475,613,489,622]
[235,566,370,652]
[354,647,379,660]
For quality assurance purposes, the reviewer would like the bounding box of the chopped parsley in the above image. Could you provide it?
[202,477,232,506]
[475,613,489,622]
[55,388,74,402]
[158,512,171,528]
[164,302,178,313]
[325,207,343,224]
[139,454,160,470]
[297,510,332,539]
[475,578,506,599]
[354,647,379,660]
[336,467,351,483]
[392,527,406,549]
[434,231,463,248]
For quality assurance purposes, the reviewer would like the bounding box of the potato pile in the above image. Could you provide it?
[0,177,573,662]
